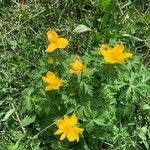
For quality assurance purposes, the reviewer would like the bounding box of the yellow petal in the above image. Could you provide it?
[67,130,77,142]
[54,129,64,135]
[69,114,77,126]
[124,52,132,59]
[56,116,69,129]
[56,38,69,49]
[75,132,79,142]
[47,30,59,43]
[45,85,53,91]
[50,80,63,90]
[113,43,124,55]
[75,127,84,133]
[42,71,55,83]
[69,68,79,74]
[56,119,64,128]
[60,132,67,141]
[42,76,47,83]
[45,43,57,53]
[46,71,56,79]
[71,60,83,70]
[100,49,110,56]
[103,53,114,63]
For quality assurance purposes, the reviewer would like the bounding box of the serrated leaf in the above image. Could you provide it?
[73,24,91,34]
[80,81,93,96]
[2,108,15,121]
[22,115,36,126]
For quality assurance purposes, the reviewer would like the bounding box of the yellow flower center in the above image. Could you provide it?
[64,125,72,132]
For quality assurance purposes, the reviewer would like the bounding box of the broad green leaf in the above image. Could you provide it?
[143,140,149,150]
[99,0,112,10]
[73,24,91,34]
[13,135,24,150]
[142,104,150,110]
[0,100,5,105]
[22,87,35,112]
[7,144,16,150]
[137,129,146,140]
[141,127,147,134]
[2,108,15,121]
[22,115,36,126]
[137,127,149,149]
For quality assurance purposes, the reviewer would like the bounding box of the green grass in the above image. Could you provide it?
[0,0,150,149]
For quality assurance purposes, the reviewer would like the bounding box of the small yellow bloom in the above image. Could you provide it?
[69,57,86,74]
[99,43,132,64]
[47,57,54,64]
[42,71,63,91]
[54,114,84,142]
[45,30,69,53]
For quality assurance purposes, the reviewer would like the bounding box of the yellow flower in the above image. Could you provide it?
[69,57,86,74]
[47,57,54,64]
[54,114,84,142]
[42,71,63,91]
[45,30,69,53]
[99,43,132,64]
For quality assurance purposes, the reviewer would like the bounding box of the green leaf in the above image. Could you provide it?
[94,117,105,126]
[7,144,16,150]
[99,0,112,10]
[23,98,33,112]
[22,87,34,96]
[13,135,24,150]
[142,104,150,110]
[86,121,95,133]
[73,24,91,34]
[80,81,93,96]
[22,87,35,112]
[137,129,146,140]
[2,108,15,121]
[141,127,147,134]
[22,115,36,126]
[137,127,149,149]
[143,140,149,150]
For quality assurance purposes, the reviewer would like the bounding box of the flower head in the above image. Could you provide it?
[69,57,86,74]
[42,71,63,91]
[99,43,132,64]
[47,57,54,64]
[54,114,84,142]
[45,30,69,53]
